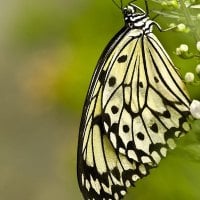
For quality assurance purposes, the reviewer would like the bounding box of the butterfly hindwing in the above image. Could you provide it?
[103,32,190,164]
[78,27,136,200]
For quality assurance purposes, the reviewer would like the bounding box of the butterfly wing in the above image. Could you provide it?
[103,32,191,164]
[77,26,134,200]
[77,27,191,200]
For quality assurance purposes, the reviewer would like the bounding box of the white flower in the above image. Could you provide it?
[190,100,200,119]
[196,64,200,74]
[197,41,200,51]
[180,44,189,52]
[176,44,189,56]
[177,23,186,32]
[185,72,194,83]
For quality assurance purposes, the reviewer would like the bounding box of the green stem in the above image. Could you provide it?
[179,0,200,42]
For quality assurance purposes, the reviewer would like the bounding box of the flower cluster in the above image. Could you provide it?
[150,0,200,119]
[151,0,200,85]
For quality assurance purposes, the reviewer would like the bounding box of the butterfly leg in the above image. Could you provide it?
[152,21,176,32]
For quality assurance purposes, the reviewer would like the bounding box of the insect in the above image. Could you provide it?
[77,1,191,199]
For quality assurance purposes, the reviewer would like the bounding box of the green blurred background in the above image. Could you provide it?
[1,0,200,200]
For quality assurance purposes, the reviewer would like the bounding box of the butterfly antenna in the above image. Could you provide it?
[129,0,137,6]
[151,11,162,20]
[120,0,123,9]
[112,0,123,12]
[144,0,149,14]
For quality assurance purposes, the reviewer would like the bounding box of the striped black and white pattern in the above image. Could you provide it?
[77,3,191,200]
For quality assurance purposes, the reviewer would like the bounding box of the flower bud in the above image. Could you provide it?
[190,100,200,119]
[196,64,200,74]
[177,23,186,32]
[176,44,188,55]
[180,44,189,52]
[176,44,193,59]
[185,72,194,83]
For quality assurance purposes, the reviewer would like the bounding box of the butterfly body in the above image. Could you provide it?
[77,3,191,200]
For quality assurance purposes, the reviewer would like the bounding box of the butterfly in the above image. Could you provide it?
[77,1,191,200]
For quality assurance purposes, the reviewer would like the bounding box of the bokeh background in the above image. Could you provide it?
[1,0,200,200]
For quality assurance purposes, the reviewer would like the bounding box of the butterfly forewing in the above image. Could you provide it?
[77,3,191,200]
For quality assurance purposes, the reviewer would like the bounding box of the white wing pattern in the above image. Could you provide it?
[77,3,191,200]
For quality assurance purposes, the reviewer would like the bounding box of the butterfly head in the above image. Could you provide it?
[123,4,136,16]
[123,3,149,28]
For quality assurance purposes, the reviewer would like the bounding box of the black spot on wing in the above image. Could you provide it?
[154,76,159,83]
[163,110,171,118]
[111,106,119,114]
[99,70,107,84]
[137,132,145,140]
[109,76,116,87]
[139,81,143,88]
[123,125,130,133]
[117,55,128,63]
[150,123,158,133]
